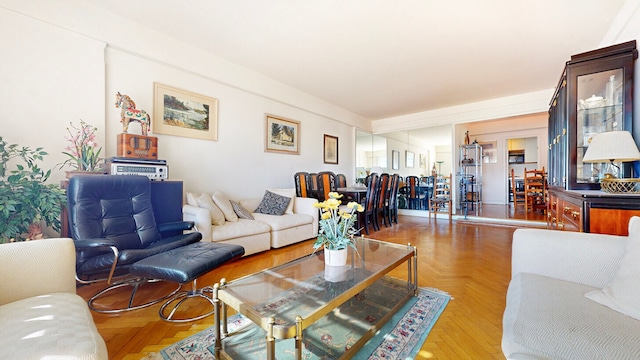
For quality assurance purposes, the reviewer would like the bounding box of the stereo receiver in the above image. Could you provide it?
[108,161,168,180]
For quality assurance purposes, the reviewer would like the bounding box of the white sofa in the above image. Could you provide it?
[0,238,108,359]
[183,189,318,256]
[503,219,640,360]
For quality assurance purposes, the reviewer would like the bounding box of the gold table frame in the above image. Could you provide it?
[212,237,417,360]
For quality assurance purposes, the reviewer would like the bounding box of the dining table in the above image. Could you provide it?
[336,186,368,234]
[336,186,368,203]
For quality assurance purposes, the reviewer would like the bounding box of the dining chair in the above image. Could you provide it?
[316,171,337,201]
[293,172,313,198]
[309,173,319,200]
[336,173,347,188]
[374,173,390,230]
[360,173,379,235]
[429,173,452,221]
[387,173,400,225]
[524,167,546,213]
[406,176,427,210]
[511,168,526,207]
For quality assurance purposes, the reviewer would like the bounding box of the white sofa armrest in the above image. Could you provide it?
[0,238,77,305]
[293,197,319,234]
[512,229,627,288]
[183,204,212,241]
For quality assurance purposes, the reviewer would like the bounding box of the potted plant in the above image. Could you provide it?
[60,120,104,176]
[0,137,66,243]
[313,192,363,266]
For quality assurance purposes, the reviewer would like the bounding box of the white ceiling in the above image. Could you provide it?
[86,0,625,120]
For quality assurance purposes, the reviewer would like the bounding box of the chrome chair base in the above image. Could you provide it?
[88,278,181,314]
[159,284,216,323]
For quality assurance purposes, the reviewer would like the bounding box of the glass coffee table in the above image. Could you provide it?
[212,237,417,360]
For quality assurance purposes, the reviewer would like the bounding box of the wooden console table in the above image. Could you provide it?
[548,186,640,236]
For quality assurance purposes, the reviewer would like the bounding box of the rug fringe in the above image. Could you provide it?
[422,286,453,299]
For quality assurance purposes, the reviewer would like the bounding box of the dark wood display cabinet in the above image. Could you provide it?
[548,187,640,236]
[547,41,640,235]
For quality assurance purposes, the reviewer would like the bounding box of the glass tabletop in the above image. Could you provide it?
[217,237,416,339]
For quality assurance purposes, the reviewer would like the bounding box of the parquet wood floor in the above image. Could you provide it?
[76,214,535,359]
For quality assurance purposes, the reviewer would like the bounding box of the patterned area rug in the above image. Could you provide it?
[157,286,450,360]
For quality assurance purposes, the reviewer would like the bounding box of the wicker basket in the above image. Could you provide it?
[600,178,640,193]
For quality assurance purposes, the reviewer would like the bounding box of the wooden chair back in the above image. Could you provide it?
[293,172,313,198]
[316,171,337,201]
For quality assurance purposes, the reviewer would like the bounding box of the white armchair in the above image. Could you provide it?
[0,238,108,359]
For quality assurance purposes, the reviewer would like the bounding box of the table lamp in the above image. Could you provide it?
[582,130,640,193]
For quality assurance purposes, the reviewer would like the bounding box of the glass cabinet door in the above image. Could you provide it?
[576,68,625,183]
[565,41,636,190]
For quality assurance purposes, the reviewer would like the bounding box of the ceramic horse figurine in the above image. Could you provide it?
[115,92,150,136]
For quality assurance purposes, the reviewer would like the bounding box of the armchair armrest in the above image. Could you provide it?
[0,238,77,305]
[158,221,195,234]
[512,229,627,288]
[293,197,319,234]
[183,204,212,241]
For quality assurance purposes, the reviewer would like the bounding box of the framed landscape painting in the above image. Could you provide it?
[265,114,300,154]
[153,83,218,141]
[323,134,338,164]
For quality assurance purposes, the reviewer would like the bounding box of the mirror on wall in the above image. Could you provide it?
[355,125,453,211]
[355,129,388,183]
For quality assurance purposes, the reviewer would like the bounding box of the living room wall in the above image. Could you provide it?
[0,2,368,200]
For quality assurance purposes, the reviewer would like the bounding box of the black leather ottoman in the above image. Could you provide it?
[131,241,244,322]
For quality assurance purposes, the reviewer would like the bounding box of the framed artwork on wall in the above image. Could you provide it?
[406,151,415,168]
[480,140,497,163]
[323,134,338,164]
[153,82,218,141]
[265,114,300,154]
[392,150,400,170]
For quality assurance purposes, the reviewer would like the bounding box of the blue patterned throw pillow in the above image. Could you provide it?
[230,200,254,220]
[254,190,291,215]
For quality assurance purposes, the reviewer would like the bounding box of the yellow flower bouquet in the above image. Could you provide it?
[313,192,364,251]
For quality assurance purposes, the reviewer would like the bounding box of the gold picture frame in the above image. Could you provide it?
[153,82,218,141]
[323,134,338,164]
[265,114,300,154]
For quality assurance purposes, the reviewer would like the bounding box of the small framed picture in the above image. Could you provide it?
[153,83,218,141]
[406,151,415,168]
[323,134,338,164]
[392,150,400,170]
[265,114,300,154]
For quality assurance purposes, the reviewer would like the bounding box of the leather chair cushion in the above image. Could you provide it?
[130,242,245,284]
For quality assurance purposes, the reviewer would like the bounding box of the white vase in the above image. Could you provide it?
[324,248,348,266]
[324,264,348,282]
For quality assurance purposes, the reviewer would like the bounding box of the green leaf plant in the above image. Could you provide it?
[0,136,66,243]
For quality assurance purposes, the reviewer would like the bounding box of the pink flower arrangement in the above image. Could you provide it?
[61,120,103,172]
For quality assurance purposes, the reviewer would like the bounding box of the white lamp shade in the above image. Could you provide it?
[582,131,640,163]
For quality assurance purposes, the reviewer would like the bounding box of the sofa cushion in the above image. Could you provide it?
[253,213,313,231]
[186,192,200,207]
[230,200,254,220]
[212,191,239,222]
[196,193,226,226]
[0,292,108,359]
[503,272,640,359]
[585,217,640,320]
[254,190,291,215]
[267,188,296,214]
[210,219,270,241]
